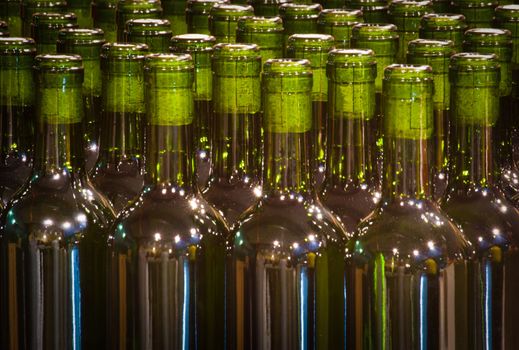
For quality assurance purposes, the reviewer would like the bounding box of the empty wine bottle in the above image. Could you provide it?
[67,0,93,27]
[92,0,118,41]
[388,0,433,63]
[31,12,78,54]
[321,49,380,233]
[250,0,290,17]
[126,18,172,52]
[203,44,261,226]
[441,52,519,350]
[347,0,389,23]
[57,28,106,173]
[0,0,20,36]
[185,0,228,35]
[279,3,321,47]
[287,33,335,187]
[170,34,215,188]
[236,16,284,65]
[91,43,147,214]
[226,58,348,349]
[0,38,35,206]
[21,0,67,36]
[208,3,253,44]
[115,0,163,41]
[162,0,187,35]
[349,64,471,350]
[407,39,455,201]
[451,0,497,29]
[0,54,115,349]
[317,9,364,49]
[0,20,7,35]
[106,53,228,350]
[419,13,467,52]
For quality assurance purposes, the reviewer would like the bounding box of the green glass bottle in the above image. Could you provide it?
[203,44,261,225]
[388,0,433,63]
[250,0,290,17]
[31,12,78,54]
[0,54,115,349]
[91,43,147,213]
[347,0,389,24]
[115,0,163,42]
[495,5,519,74]
[450,0,497,29]
[317,9,364,49]
[21,0,67,36]
[185,0,228,35]
[321,49,380,233]
[126,18,172,52]
[57,28,105,173]
[170,33,215,187]
[236,16,284,66]
[286,33,335,187]
[350,64,470,350]
[67,0,93,27]
[106,53,228,350]
[278,3,322,47]
[430,0,450,12]
[419,13,467,52]
[92,0,118,42]
[0,0,20,37]
[226,58,348,350]
[162,0,187,35]
[407,39,455,201]
[0,37,35,206]
[0,20,7,35]
[441,52,519,350]
[208,3,253,44]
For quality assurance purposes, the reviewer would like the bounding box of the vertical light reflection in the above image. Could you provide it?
[485,260,492,350]
[300,266,308,350]
[182,258,190,350]
[70,246,81,350]
[419,273,428,350]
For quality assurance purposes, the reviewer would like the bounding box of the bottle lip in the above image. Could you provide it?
[449,52,500,72]
[318,9,364,25]
[327,48,376,67]
[24,0,67,9]
[116,0,162,13]
[34,53,83,73]
[126,18,172,36]
[100,42,149,60]
[383,64,433,82]
[279,3,322,18]
[236,16,284,33]
[420,13,467,30]
[144,53,194,72]
[31,12,78,28]
[351,23,399,40]
[212,43,261,61]
[57,28,106,45]
[263,58,313,77]
[209,3,254,17]
[287,33,335,51]
[463,28,512,46]
[170,34,216,52]
[407,38,455,57]
[186,0,229,13]
[495,4,519,21]
[451,0,498,8]
[0,37,37,55]
[388,0,432,16]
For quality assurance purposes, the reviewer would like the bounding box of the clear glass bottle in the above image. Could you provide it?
[57,28,106,173]
[106,53,228,350]
[0,37,36,206]
[0,54,115,349]
[441,53,519,350]
[203,43,262,226]
[226,58,348,350]
[419,13,467,53]
[349,64,471,349]
[185,0,228,35]
[208,3,253,44]
[31,12,77,54]
[320,48,380,233]
[91,43,148,214]
[115,0,163,42]
[317,8,364,49]
[407,38,455,201]
[286,33,335,188]
[236,16,284,65]
[125,18,172,52]
[388,0,433,63]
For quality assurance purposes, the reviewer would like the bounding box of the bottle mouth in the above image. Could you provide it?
[0,37,37,55]
[286,34,335,52]
[236,16,284,33]
[318,9,364,26]
[170,34,215,52]
[495,4,519,22]
[352,23,399,40]
[279,3,322,19]
[263,58,313,77]
[212,43,261,61]
[126,18,172,36]
[407,39,455,57]
[209,3,254,19]
[144,53,194,73]
[34,53,83,73]
[57,28,106,46]
[463,28,513,47]
[100,42,149,60]
[449,52,500,72]
[384,64,433,83]
[327,48,376,67]
[388,0,432,16]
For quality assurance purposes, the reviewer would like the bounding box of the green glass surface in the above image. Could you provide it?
[226,58,348,349]
[347,0,389,23]
[208,3,253,43]
[279,3,322,48]
[115,0,163,41]
[67,0,93,27]
[21,0,67,36]
[203,43,262,226]
[91,43,148,214]
[317,8,364,49]
[321,48,380,233]
[349,64,471,350]
[161,0,187,35]
[450,0,498,28]
[441,52,519,350]
[495,5,519,68]
[236,16,284,65]
[106,53,228,350]
[0,54,115,350]
[185,0,228,34]
[419,13,467,52]
[31,12,78,54]
[250,0,290,16]
[0,0,22,36]
[92,0,118,42]
[126,18,172,52]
